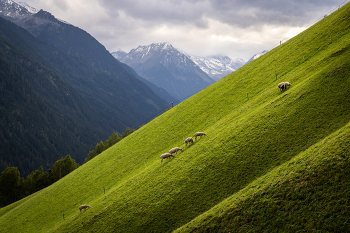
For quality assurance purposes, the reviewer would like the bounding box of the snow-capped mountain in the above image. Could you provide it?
[112,43,215,100]
[187,55,246,81]
[114,45,247,82]
[245,50,269,64]
[0,0,33,20]
[0,0,70,25]
[17,2,38,14]
[113,43,203,72]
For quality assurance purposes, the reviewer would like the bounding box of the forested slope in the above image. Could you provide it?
[1,2,350,233]
[0,16,169,175]
[0,20,106,174]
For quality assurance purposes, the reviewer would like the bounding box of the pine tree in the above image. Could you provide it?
[52,155,79,181]
[0,167,23,206]
[95,141,104,155]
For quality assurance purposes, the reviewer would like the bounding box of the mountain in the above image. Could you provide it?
[17,2,38,14]
[0,2,170,175]
[0,0,32,20]
[2,1,350,232]
[118,61,178,105]
[112,42,215,100]
[187,54,246,81]
[245,49,269,64]
[0,1,171,127]
[0,17,109,176]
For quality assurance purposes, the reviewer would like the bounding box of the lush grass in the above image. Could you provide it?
[175,120,350,232]
[1,3,350,233]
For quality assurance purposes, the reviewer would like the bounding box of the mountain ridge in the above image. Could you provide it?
[113,44,247,82]
[187,54,246,81]
[112,42,215,100]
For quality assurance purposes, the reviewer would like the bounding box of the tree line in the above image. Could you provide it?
[0,128,135,207]
[0,155,78,207]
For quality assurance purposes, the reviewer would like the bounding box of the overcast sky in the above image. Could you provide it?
[23,0,347,60]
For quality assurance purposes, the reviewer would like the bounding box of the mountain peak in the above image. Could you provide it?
[34,9,56,21]
[112,42,214,100]
[0,0,32,19]
[113,42,247,82]
[156,42,173,50]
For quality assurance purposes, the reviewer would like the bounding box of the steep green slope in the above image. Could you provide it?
[1,2,350,233]
[175,118,350,232]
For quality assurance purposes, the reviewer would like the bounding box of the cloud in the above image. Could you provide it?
[97,0,342,28]
[24,0,346,59]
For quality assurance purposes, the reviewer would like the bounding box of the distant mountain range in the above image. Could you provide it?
[187,55,246,81]
[112,43,215,100]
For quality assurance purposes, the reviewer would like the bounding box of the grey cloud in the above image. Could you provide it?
[98,0,212,27]
[97,0,344,28]
[24,0,346,59]
[206,0,337,27]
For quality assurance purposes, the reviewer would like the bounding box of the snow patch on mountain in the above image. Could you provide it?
[0,0,71,25]
[0,0,32,19]
[187,54,247,81]
[17,2,38,14]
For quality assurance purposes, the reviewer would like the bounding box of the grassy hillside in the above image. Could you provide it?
[176,118,350,232]
[1,2,350,232]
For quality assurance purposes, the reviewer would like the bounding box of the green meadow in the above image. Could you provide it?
[1,2,350,232]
